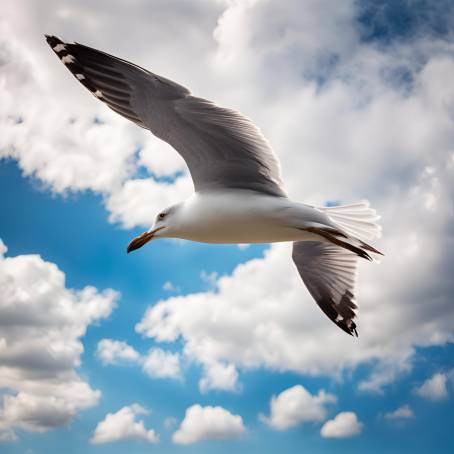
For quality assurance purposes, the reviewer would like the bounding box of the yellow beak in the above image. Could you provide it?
[127,227,164,253]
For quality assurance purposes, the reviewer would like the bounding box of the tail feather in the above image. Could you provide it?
[320,200,382,243]
[306,200,383,261]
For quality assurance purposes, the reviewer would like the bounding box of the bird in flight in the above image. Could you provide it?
[46,35,382,336]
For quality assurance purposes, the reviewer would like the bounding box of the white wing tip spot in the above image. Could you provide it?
[76,73,85,80]
[53,43,66,52]
[94,90,103,98]
[61,54,75,65]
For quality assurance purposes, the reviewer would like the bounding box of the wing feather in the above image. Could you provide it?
[292,241,359,336]
[45,35,286,197]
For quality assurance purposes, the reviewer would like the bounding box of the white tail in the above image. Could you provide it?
[320,200,382,244]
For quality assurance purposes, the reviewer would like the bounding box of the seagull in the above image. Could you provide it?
[46,35,382,336]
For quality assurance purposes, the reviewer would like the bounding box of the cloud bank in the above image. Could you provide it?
[0,239,118,439]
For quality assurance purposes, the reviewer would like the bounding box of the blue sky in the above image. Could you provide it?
[1,1,454,453]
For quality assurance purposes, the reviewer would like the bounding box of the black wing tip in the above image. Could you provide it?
[350,324,359,337]
[338,320,358,337]
[45,35,147,128]
[45,34,64,47]
[45,35,87,53]
[44,35,105,98]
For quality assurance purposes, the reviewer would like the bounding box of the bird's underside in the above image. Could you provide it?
[45,35,383,337]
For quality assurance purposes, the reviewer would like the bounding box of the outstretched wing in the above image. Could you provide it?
[45,36,286,197]
[292,241,359,336]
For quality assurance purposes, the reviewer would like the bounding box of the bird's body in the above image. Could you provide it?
[161,191,328,244]
[45,35,383,336]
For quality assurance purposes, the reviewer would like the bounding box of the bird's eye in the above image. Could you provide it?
[158,212,166,220]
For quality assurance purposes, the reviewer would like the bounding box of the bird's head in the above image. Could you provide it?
[127,205,178,253]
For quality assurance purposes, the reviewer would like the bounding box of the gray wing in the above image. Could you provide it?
[292,241,359,336]
[45,36,286,197]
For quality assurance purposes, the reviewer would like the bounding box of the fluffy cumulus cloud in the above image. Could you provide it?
[96,339,181,380]
[199,361,240,394]
[2,0,454,396]
[414,372,450,401]
[96,339,141,365]
[0,21,139,195]
[320,412,363,438]
[142,348,181,380]
[0,239,118,439]
[105,176,192,229]
[260,385,336,430]
[172,404,246,445]
[91,404,159,444]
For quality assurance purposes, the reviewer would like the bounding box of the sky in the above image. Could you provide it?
[1,0,454,453]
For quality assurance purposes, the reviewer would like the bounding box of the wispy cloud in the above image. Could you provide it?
[415,372,450,401]
[384,405,415,421]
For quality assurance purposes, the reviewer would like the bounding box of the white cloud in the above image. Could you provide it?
[138,136,187,177]
[0,422,16,442]
[384,405,414,421]
[105,176,192,229]
[142,348,181,380]
[96,340,181,380]
[91,404,159,444]
[320,412,363,438]
[0,19,139,195]
[358,359,413,394]
[199,361,240,393]
[163,416,178,430]
[172,404,246,445]
[96,339,140,365]
[415,373,449,401]
[0,239,118,438]
[0,241,6,257]
[163,281,180,293]
[3,393,77,432]
[259,385,336,430]
[200,271,219,288]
